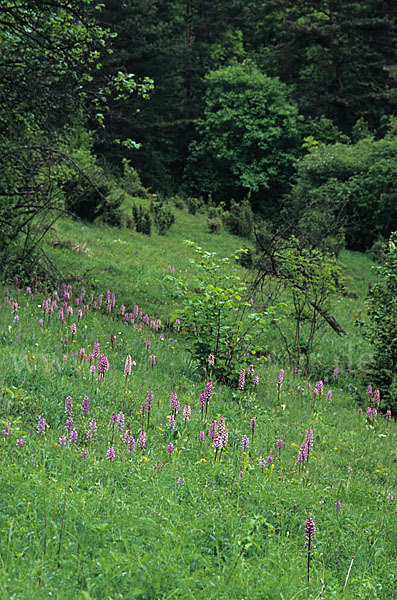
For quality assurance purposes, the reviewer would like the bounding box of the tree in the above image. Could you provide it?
[184,61,302,218]
[256,0,397,132]
[0,0,151,278]
[285,121,397,252]
[252,235,343,372]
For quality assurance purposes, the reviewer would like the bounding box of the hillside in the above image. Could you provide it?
[0,214,395,600]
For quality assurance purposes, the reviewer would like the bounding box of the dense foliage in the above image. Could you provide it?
[184,61,302,216]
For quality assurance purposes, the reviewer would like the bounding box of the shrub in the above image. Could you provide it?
[168,241,276,382]
[223,199,254,238]
[361,232,397,412]
[151,200,175,235]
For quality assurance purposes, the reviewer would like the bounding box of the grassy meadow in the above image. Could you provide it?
[0,208,395,599]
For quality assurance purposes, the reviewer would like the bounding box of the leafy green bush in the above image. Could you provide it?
[287,122,397,251]
[168,241,276,382]
[223,199,254,238]
[150,200,176,235]
[184,60,302,217]
[361,232,397,411]
[120,159,150,199]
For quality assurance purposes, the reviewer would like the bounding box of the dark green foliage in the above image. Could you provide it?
[207,218,221,234]
[120,159,151,199]
[142,212,152,236]
[259,0,397,132]
[0,1,150,277]
[184,61,302,216]
[362,233,397,412]
[223,200,254,239]
[151,200,176,235]
[286,123,397,252]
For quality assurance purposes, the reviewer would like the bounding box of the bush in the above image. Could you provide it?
[361,232,397,412]
[120,159,150,199]
[168,241,276,382]
[184,60,302,216]
[286,122,397,252]
[223,199,254,238]
[150,200,175,235]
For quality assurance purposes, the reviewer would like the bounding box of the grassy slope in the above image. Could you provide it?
[0,211,395,600]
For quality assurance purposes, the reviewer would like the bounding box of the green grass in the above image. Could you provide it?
[0,214,395,599]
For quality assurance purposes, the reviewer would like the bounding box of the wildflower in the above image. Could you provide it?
[145,337,151,349]
[58,435,67,447]
[367,384,373,398]
[221,428,228,447]
[97,354,109,381]
[326,389,332,401]
[247,364,254,376]
[37,415,48,434]
[71,322,77,336]
[276,439,283,450]
[65,417,74,432]
[168,414,175,430]
[3,421,10,435]
[315,380,323,396]
[16,438,24,447]
[267,455,273,466]
[170,391,179,413]
[82,395,90,416]
[208,353,215,367]
[199,431,205,443]
[253,374,259,388]
[149,354,156,366]
[177,477,185,486]
[124,430,136,452]
[386,410,392,419]
[387,494,393,500]
[212,434,223,449]
[205,380,213,403]
[87,419,97,441]
[372,408,377,418]
[65,395,73,416]
[89,365,96,377]
[183,404,191,422]
[209,420,217,438]
[239,368,245,391]
[277,369,284,386]
[167,443,175,455]
[242,435,249,452]
[13,315,19,323]
[335,500,342,513]
[106,447,115,462]
[304,518,316,546]
[70,429,78,445]
[373,389,380,406]
[138,429,147,451]
[238,471,243,480]
[146,389,154,410]
[80,449,88,460]
[366,406,372,417]
[115,412,125,431]
[92,341,100,359]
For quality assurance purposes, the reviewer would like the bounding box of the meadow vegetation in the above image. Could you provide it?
[0,210,395,600]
